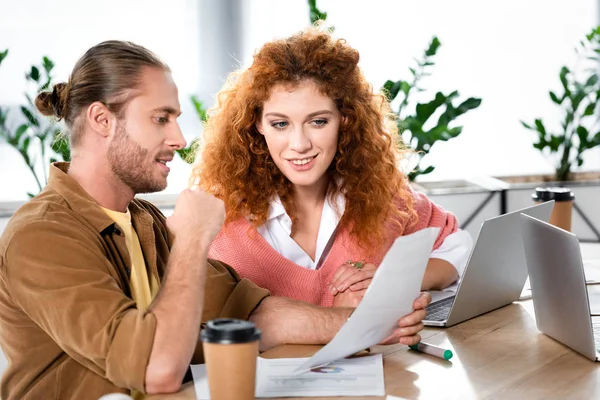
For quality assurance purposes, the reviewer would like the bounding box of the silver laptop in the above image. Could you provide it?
[424,201,554,327]
[520,213,600,361]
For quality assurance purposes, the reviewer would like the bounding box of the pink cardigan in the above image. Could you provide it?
[208,190,458,307]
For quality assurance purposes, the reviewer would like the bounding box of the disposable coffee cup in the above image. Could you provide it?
[532,187,575,232]
[200,318,261,400]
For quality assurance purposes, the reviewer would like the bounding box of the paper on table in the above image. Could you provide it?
[295,227,440,372]
[191,354,385,398]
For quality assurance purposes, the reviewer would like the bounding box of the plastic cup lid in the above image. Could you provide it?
[532,186,575,202]
[200,318,261,344]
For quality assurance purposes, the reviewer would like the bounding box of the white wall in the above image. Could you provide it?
[242,0,600,182]
[0,0,202,201]
[1,0,599,201]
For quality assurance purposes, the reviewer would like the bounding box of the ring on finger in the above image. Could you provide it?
[346,260,365,270]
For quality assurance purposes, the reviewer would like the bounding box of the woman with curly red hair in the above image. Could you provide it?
[192,26,472,308]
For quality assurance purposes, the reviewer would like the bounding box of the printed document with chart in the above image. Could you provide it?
[192,354,385,398]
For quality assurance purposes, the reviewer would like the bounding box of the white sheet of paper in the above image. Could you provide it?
[295,227,440,372]
[191,354,384,398]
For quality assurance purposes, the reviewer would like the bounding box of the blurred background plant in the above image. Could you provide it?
[0,50,70,197]
[309,0,481,181]
[521,26,600,182]
[175,95,207,164]
[382,39,482,181]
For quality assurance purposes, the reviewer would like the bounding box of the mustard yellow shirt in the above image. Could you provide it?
[102,207,160,399]
[101,207,159,311]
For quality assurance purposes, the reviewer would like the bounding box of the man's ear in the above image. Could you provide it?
[86,101,114,138]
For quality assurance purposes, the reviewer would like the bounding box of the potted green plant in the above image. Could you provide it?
[307,1,496,240]
[519,26,600,183]
[0,50,70,198]
[493,26,600,242]
[382,37,482,181]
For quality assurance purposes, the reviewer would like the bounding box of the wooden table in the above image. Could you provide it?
[148,299,600,400]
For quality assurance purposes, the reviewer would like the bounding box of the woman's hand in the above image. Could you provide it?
[329,262,377,295]
[332,288,367,308]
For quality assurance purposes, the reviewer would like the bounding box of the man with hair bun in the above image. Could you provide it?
[0,40,430,399]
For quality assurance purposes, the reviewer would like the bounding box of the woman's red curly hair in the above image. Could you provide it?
[193,26,416,251]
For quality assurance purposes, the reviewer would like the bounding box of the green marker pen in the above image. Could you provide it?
[409,342,453,361]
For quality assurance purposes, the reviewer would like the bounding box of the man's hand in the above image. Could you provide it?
[146,186,223,394]
[379,292,431,346]
[166,187,224,246]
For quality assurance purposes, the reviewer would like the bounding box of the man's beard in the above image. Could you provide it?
[107,123,170,194]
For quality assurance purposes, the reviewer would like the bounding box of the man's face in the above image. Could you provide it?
[107,67,186,194]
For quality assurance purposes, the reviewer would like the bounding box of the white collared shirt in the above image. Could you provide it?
[256,194,473,287]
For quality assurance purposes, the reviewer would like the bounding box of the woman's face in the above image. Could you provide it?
[257,80,341,193]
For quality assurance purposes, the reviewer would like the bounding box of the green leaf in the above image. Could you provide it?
[425,37,441,57]
[20,106,39,127]
[534,119,546,135]
[400,81,411,96]
[585,74,599,87]
[42,56,54,73]
[570,85,587,111]
[456,97,482,113]
[28,66,40,82]
[521,121,533,130]
[51,131,71,162]
[15,124,28,140]
[409,67,416,76]
[176,137,200,164]
[559,66,571,96]
[382,80,402,102]
[308,0,327,24]
[190,95,208,123]
[565,111,574,127]
[548,135,563,152]
[421,165,435,175]
[22,137,31,153]
[584,102,596,116]
[0,49,8,65]
[424,125,463,143]
[40,80,51,92]
[549,91,562,104]
[577,126,590,144]
[415,92,446,123]
[533,142,546,151]
[27,65,40,82]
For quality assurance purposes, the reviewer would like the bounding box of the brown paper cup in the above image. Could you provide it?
[532,187,575,232]
[200,319,261,400]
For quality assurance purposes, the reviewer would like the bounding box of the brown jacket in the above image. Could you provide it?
[0,163,269,399]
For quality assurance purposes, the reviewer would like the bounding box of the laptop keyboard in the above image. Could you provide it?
[425,296,456,321]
